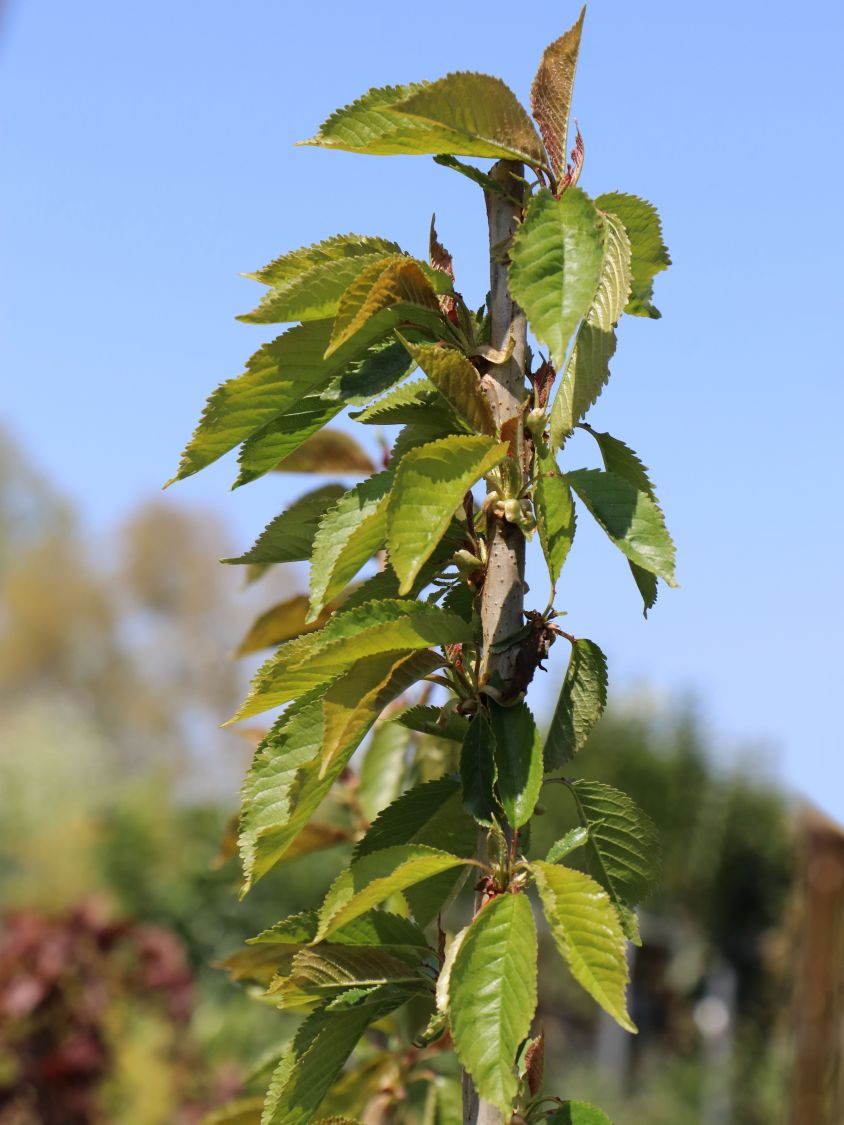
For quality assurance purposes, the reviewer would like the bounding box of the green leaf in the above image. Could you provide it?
[320,649,443,776]
[316,844,472,940]
[547,1103,614,1125]
[323,339,418,406]
[304,74,545,166]
[239,651,438,890]
[169,320,364,484]
[567,779,660,913]
[544,638,608,770]
[531,861,634,1032]
[327,256,442,358]
[545,826,589,865]
[357,721,411,823]
[245,234,404,288]
[355,777,474,859]
[239,691,327,891]
[269,945,429,1009]
[272,428,374,475]
[530,7,586,181]
[235,395,344,487]
[399,338,496,435]
[534,447,575,585]
[239,252,394,325]
[548,210,632,445]
[460,711,500,827]
[585,429,663,614]
[308,471,393,620]
[587,429,657,498]
[566,468,677,585]
[232,599,471,721]
[260,993,403,1125]
[396,704,469,743]
[224,485,345,566]
[388,434,508,595]
[234,594,335,656]
[351,378,458,430]
[448,893,538,1113]
[392,73,546,166]
[488,701,543,829]
[595,192,670,318]
[508,189,605,372]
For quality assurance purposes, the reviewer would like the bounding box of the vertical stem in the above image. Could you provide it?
[462,160,528,1125]
[480,161,528,691]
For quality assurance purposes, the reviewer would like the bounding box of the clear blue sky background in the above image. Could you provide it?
[2,1,842,816]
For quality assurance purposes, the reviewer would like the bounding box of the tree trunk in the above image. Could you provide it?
[462,159,528,1125]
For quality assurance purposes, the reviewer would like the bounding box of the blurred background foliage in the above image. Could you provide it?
[0,426,798,1123]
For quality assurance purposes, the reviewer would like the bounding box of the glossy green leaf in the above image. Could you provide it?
[304,74,545,166]
[532,861,634,1032]
[224,485,344,566]
[566,468,677,585]
[548,210,632,445]
[316,844,472,940]
[595,192,670,318]
[388,434,508,594]
[245,234,403,288]
[534,446,576,585]
[357,721,411,823]
[399,338,495,435]
[459,711,500,826]
[488,700,543,829]
[449,893,538,1113]
[530,7,585,180]
[327,256,442,358]
[232,599,471,721]
[544,638,607,770]
[308,471,393,620]
[567,779,661,913]
[508,189,605,372]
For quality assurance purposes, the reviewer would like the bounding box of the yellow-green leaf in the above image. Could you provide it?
[532,861,634,1032]
[449,893,538,1113]
[272,428,374,475]
[594,192,670,318]
[388,434,508,595]
[508,189,605,373]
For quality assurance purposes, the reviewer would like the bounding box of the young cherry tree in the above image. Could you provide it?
[174,9,672,1124]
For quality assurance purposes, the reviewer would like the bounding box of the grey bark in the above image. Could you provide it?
[462,159,528,1125]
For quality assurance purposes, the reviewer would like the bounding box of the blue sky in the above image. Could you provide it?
[2,1,843,817]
